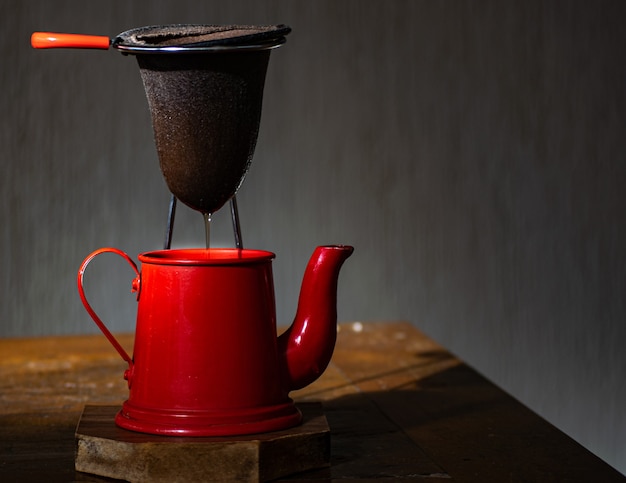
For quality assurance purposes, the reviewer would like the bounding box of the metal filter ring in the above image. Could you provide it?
[113,24,291,54]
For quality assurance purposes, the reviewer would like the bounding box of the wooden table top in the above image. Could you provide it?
[1,321,623,482]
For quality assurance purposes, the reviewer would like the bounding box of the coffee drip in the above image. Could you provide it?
[34,25,355,439]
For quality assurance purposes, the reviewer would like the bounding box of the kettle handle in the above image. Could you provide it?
[77,247,140,367]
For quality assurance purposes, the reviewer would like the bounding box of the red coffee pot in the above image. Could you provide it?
[77,245,353,436]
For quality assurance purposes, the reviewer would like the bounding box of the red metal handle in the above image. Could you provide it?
[31,32,111,50]
[77,248,140,367]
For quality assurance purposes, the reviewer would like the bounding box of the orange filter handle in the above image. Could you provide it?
[31,32,111,50]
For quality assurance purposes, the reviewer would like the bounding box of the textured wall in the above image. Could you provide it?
[2,0,625,474]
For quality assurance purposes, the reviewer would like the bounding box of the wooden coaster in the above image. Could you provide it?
[75,403,329,482]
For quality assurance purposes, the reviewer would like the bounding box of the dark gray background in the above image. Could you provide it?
[2,0,624,474]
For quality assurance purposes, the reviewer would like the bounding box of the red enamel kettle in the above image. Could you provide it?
[77,245,352,436]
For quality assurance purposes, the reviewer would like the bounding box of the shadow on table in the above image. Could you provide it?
[289,363,626,482]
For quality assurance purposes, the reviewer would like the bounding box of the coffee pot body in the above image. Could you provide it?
[78,245,352,436]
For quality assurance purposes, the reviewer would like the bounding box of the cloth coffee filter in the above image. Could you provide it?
[123,24,290,215]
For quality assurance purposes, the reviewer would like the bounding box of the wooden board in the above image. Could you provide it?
[75,403,330,482]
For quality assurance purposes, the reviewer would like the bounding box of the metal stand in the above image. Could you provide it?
[163,194,177,250]
[163,194,243,249]
[229,195,243,249]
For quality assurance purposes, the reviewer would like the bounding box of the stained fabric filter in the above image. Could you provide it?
[117,24,290,215]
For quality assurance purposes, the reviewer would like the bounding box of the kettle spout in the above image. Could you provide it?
[278,245,354,391]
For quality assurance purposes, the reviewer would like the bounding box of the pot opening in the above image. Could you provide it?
[138,248,275,265]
